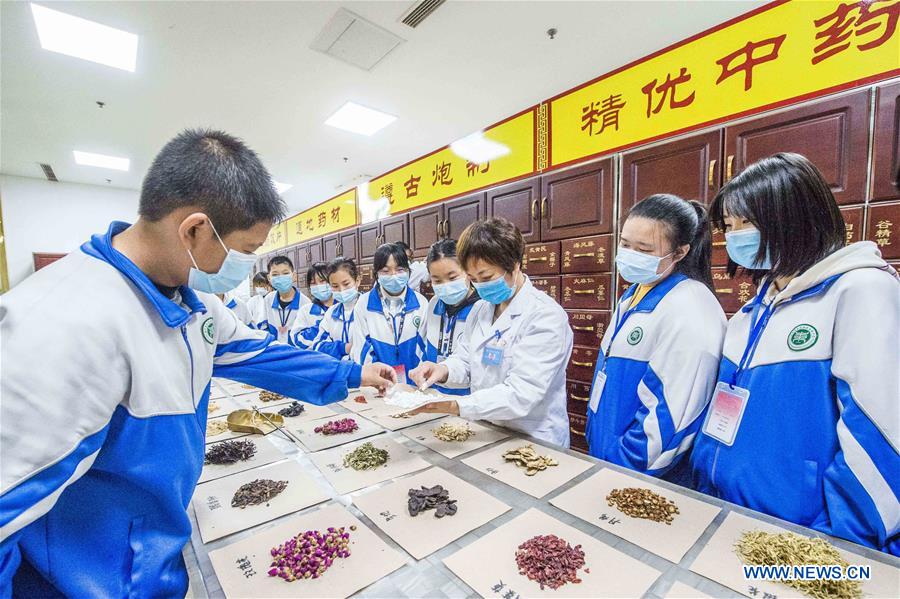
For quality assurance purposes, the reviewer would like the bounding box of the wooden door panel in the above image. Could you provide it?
[487,178,540,242]
[541,159,614,240]
[872,81,900,202]
[409,205,443,256]
[445,193,486,240]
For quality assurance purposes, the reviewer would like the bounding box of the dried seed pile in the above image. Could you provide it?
[389,411,414,419]
[259,390,286,403]
[343,442,389,470]
[315,418,359,435]
[432,422,475,442]
[206,420,229,437]
[208,401,221,414]
[606,487,680,524]
[231,479,289,509]
[353,395,368,404]
[734,530,862,599]
[515,534,586,590]
[407,485,458,518]
[503,444,559,476]
[278,402,306,417]
[267,526,354,582]
[204,439,257,465]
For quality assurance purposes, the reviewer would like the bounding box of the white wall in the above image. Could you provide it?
[1,175,139,288]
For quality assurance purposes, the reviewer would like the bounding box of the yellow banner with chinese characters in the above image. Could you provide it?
[256,221,287,255]
[550,0,900,168]
[285,189,358,246]
[358,108,536,221]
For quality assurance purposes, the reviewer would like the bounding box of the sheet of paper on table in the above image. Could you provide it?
[231,391,292,409]
[209,383,229,400]
[337,387,379,413]
[207,396,244,417]
[232,393,338,421]
[208,502,408,599]
[205,415,252,445]
[199,435,286,484]
[550,467,721,563]
[357,404,447,432]
[287,414,383,452]
[399,416,511,459]
[352,466,511,559]
[192,459,329,543]
[689,511,900,599]
[443,507,661,598]
[224,382,260,397]
[664,580,714,598]
[461,438,593,499]
[309,434,431,495]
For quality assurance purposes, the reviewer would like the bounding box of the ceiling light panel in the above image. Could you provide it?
[325,102,397,136]
[73,150,130,171]
[31,3,138,72]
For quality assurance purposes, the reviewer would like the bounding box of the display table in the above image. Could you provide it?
[183,381,900,598]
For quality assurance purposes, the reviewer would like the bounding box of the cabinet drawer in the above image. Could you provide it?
[568,411,589,453]
[566,310,610,348]
[566,381,592,414]
[866,202,900,260]
[358,264,375,293]
[530,276,561,303]
[711,224,728,267]
[562,275,612,310]
[567,346,599,383]
[841,205,864,245]
[561,235,613,274]
[522,242,560,275]
[712,268,758,313]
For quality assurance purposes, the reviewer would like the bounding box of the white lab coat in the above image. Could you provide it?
[223,293,253,326]
[443,276,574,447]
[408,260,429,292]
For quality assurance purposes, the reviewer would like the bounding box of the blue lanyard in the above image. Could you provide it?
[730,281,774,386]
[278,306,293,328]
[438,312,459,357]
[339,306,351,344]
[384,311,406,359]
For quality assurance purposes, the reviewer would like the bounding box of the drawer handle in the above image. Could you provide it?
[726,155,734,180]
[708,158,717,187]
[572,289,595,295]
[571,394,589,402]
[571,325,595,331]
[531,199,538,221]
[570,427,586,437]
[571,360,594,367]
[528,256,549,262]
[716,288,733,294]
[712,241,726,247]
[541,197,548,219]
[571,252,595,258]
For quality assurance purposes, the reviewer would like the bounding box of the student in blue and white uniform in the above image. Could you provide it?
[217,291,253,325]
[351,243,428,383]
[246,270,272,324]
[0,130,396,598]
[312,257,361,359]
[417,238,481,395]
[584,194,726,481]
[690,153,900,554]
[289,261,333,349]
[256,254,310,342]
[409,218,573,447]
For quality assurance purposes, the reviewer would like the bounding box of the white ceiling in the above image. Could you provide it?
[2,0,763,214]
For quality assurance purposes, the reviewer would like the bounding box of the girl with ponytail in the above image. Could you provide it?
[584,193,726,483]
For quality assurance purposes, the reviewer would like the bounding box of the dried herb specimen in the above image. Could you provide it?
[353,395,368,404]
[278,402,306,417]
[389,411,414,419]
[606,487,679,524]
[204,439,257,465]
[503,444,558,475]
[206,420,229,437]
[231,479,289,509]
[407,485,458,518]
[314,418,359,435]
[268,527,351,582]
[208,401,221,414]
[432,422,475,442]
[515,534,586,590]
[343,442,389,470]
[259,390,286,403]
[734,530,862,599]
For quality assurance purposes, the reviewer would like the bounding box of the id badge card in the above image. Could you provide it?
[702,382,750,446]
[278,325,288,336]
[392,364,407,381]
[481,344,504,366]
[588,371,607,413]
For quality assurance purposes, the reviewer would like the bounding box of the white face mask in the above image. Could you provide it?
[186,219,257,294]
[254,287,268,296]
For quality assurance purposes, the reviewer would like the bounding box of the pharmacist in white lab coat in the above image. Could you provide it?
[409,218,574,447]
[246,271,272,325]
[217,291,253,325]
[397,241,428,292]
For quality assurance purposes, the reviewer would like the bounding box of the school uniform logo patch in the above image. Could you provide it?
[413,316,421,328]
[201,317,216,344]
[787,324,818,351]
[627,326,643,345]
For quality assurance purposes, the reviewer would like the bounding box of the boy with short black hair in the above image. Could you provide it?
[0,128,395,598]
[257,254,310,342]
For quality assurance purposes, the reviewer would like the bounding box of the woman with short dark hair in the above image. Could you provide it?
[410,218,574,447]
[691,152,899,554]
[350,243,428,382]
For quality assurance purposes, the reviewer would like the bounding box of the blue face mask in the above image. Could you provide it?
[433,279,469,306]
[186,220,257,294]
[725,227,772,269]
[615,247,673,285]
[473,272,517,304]
[378,273,409,295]
[310,284,332,302]
[271,274,294,293]
[333,287,359,304]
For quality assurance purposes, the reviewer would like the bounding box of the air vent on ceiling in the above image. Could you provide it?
[310,9,404,71]
[39,163,58,182]
[401,0,445,28]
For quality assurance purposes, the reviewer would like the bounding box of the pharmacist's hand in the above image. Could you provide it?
[409,362,449,390]
[407,400,459,417]
[361,363,397,393]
